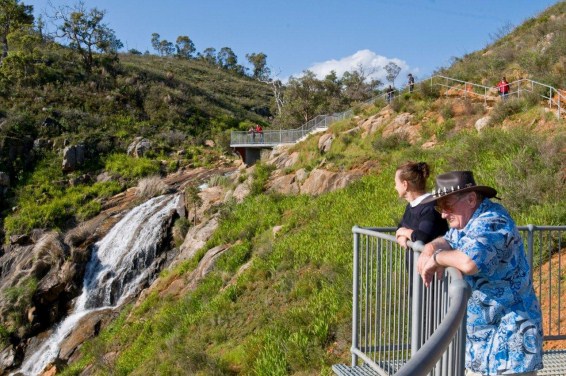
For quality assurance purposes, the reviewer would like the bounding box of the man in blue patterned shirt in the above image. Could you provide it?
[417,171,543,375]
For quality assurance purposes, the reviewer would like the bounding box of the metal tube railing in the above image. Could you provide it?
[232,76,564,148]
[350,226,470,375]
[346,224,566,376]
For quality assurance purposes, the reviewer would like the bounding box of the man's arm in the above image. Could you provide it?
[420,249,478,287]
[416,237,451,274]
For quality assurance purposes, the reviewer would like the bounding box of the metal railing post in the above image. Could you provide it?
[352,227,360,367]
[527,224,535,281]
[411,246,423,357]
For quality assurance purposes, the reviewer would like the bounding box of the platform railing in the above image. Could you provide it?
[231,76,564,148]
[344,226,470,376]
[334,225,566,376]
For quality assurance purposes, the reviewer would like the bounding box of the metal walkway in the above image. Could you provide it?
[230,75,564,149]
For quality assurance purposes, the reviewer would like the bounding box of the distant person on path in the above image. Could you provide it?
[496,76,510,100]
[407,73,415,93]
[255,123,264,142]
[386,85,394,103]
[248,126,256,142]
[418,170,543,376]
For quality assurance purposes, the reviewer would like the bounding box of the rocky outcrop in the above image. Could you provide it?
[58,308,117,361]
[318,134,334,153]
[62,145,86,172]
[177,215,220,262]
[359,107,394,138]
[475,116,491,132]
[127,137,151,158]
[300,168,364,195]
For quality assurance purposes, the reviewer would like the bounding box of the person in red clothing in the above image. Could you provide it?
[496,76,510,100]
[255,124,264,142]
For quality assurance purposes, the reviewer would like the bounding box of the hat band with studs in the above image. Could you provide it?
[431,183,475,197]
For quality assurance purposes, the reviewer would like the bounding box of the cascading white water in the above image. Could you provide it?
[16,194,179,376]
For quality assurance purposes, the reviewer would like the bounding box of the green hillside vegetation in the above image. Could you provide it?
[0,21,273,237]
[440,1,566,88]
[1,1,565,375]
[54,4,565,373]
[60,124,565,376]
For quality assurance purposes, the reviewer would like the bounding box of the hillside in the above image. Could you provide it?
[45,8,565,376]
[0,2,565,376]
[0,48,273,240]
[439,1,566,88]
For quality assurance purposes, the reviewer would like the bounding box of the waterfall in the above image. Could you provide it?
[16,194,180,376]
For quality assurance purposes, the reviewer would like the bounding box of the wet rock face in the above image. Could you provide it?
[0,171,9,198]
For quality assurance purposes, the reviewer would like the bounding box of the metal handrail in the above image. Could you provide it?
[396,268,470,376]
[350,227,470,375]
[343,224,566,376]
[231,75,564,148]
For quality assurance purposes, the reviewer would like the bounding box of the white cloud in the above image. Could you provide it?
[294,49,417,87]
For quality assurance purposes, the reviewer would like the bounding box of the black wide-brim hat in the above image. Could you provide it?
[420,170,498,205]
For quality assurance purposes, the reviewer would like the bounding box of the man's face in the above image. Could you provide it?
[435,193,475,229]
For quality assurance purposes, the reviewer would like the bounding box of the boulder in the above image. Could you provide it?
[178,215,220,262]
[58,308,116,361]
[62,145,86,172]
[300,169,363,195]
[267,173,299,195]
[127,137,151,158]
[475,116,491,132]
[318,134,334,154]
[0,345,16,374]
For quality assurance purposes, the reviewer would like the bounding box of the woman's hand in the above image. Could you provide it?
[395,227,412,248]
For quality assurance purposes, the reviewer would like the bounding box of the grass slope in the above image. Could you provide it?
[61,124,565,375]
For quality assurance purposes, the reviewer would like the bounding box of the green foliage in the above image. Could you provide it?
[488,97,537,125]
[104,153,161,180]
[372,132,411,153]
[3,153,122,236]
[251,162,275,195]
[438,1,566,88]
[2,277,38,331]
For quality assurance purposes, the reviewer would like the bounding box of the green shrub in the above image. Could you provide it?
[372,132,411,152]
[488,98,527,125]
[104,153,161,180]
[251,162,275,195]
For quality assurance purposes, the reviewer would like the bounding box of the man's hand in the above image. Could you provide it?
[420,255,445,287]
[417,243,435,274]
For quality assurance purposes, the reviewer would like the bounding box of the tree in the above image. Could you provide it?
[51,1,122,72]
[159,39,174,56]
[384,61,401,87]
[200,47,216,64]
[217,47,237,70]
[246,52,270,80]
[0,0,34,63]
[151,32,160,53]
[184,185,202,226]
[150,32,174,56]
[175,35,195,59]
[278,70,325,127]
[342,65,382,102]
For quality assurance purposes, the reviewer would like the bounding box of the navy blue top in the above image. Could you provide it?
[398,200,448,243]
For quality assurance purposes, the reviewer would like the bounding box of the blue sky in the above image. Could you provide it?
[26,0,560,85]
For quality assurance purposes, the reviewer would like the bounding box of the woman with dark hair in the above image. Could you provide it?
[394,161,448,249]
